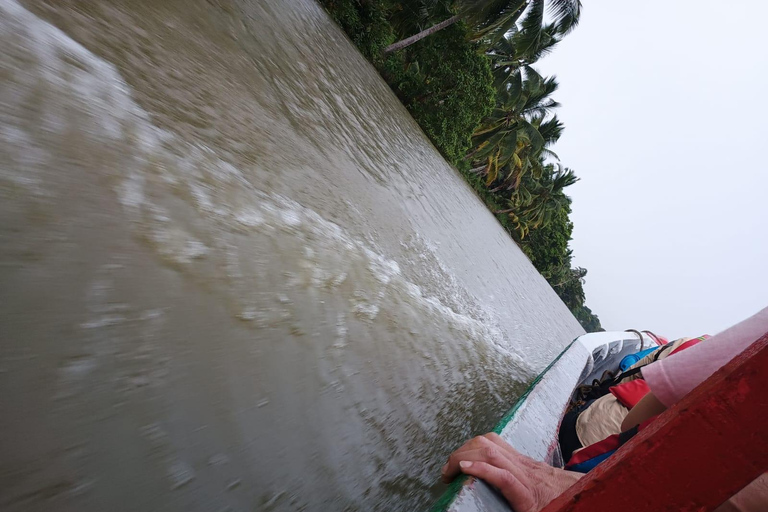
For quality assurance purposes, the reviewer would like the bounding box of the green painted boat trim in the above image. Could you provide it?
[430,475,470,512]
[491,338,577,435]
[430,338,579,512]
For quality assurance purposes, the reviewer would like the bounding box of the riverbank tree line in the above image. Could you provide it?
[320,0,602,332]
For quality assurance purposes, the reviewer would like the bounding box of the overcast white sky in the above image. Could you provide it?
[537,0,768,339]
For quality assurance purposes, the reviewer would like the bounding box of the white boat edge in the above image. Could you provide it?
[436,330,659,512]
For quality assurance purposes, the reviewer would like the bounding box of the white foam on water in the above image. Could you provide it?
[1,0,532,378]
[0,6,569,512]
[167,460,196,489]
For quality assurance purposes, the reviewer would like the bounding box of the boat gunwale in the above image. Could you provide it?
[433,331,656,512]
[429,338,578,512]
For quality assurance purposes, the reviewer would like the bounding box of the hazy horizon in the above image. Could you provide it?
[538,0,768,338]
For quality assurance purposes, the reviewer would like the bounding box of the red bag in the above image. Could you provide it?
[610,379,650,409]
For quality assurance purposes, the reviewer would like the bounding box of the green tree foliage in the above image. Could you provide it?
[520,201,603,331]
[383,0,581,53]
[322,0,398,63]
[324,2,495,163]
[321,0,601,332]
[494,166,578,239]
[468,30,569,221]
[392,23,497,162]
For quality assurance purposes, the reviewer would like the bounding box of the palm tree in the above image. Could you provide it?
[383,0,581,54]
[486,24,562,85]
[548,266,587,289]
[494,165,578,238]
[469,66,563,190]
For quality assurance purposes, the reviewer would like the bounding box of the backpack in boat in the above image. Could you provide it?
[573,338,704,403]
[575,344,682,403]
[574,363,652,404]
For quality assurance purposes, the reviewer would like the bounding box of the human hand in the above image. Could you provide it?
[441,433,582,512]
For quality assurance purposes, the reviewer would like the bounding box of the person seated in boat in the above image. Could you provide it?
[441,306,768,512]
[559,334,709,462]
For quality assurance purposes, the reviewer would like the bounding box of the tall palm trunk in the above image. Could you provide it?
[383,15,461,54]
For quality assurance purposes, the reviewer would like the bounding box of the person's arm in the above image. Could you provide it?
[620,391,666,432]
[642,307,768,407]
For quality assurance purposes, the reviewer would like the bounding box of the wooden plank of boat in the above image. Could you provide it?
[434,331,658,512]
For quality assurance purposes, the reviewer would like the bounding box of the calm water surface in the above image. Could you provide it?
[0,1,584,510]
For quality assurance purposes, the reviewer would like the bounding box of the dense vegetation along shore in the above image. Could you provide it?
[320,0,601,332]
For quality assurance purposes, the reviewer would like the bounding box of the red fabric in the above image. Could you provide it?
[565,416,658,469]
[669,334,711,356]
[566,432,621,467]
[610,379,651,409]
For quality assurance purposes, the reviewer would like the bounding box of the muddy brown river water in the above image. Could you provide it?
[0,1,584,510]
